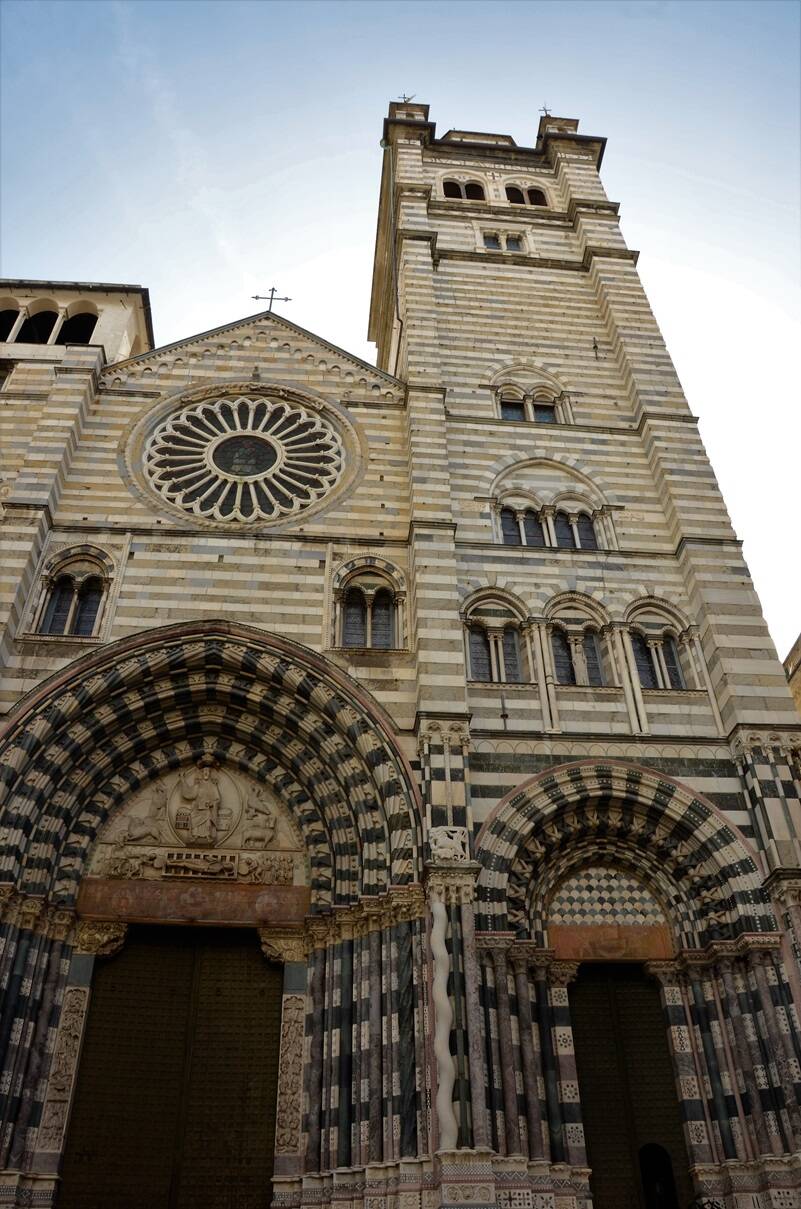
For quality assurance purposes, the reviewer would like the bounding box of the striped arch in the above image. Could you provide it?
[475,760,774,947]
[0,622,422,909]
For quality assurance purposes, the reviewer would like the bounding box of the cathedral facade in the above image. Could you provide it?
[1,101,800,1209]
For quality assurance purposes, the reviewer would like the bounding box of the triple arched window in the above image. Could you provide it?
[499,506,600,551]
[36,564,107,637]
[443,180,485,201]
[0,299,98,345]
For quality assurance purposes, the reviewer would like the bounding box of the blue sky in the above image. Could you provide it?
[1,0,799,656]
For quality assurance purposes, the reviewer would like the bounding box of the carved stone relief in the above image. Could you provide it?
[274,994,305,1153]
[88,759,307,888]
[36,987,90,1153]
[429,826,470,863]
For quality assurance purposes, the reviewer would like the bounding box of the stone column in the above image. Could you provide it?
[510,951,546,1160]
[33,921,126,1178]
[428,875,459,1151]
[259,928,307,1178]
[489,942,522,1155]
[547,960,585,1168]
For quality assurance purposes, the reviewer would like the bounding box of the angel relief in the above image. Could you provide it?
[89,758,305,887]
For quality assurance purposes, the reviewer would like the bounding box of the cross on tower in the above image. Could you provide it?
[540,103,551,116]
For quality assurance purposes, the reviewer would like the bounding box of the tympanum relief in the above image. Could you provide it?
[88,758,306,887]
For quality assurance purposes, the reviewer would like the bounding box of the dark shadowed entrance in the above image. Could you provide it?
[58,926,283,1209]
[569,964,692,1209]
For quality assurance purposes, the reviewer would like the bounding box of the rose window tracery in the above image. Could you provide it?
[144,396,343,522]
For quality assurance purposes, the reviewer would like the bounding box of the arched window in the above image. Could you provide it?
[551,627,576,685]
[523,510,545,547]
[464,181,485,201]
[17,310,58,344]
[527,188,547,206]
[631,632,658,689]
[502,626,522,683]
[343,588,367,647]
[0,308,19,341]
[39,566,107,638]
[500,507,521,545]
[576,514,598,550]
[583,630,604,686]
[57,312,97,344]
[554,512,576,549]
[371,588,394,649]
[469,627,492,681]
[443,179,462,198]
[505,185,525,204]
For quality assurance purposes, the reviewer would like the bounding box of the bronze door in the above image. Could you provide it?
[58,926,283,1209]
[569,964,692,1209]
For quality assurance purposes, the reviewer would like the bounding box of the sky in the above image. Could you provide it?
[1,0,799,658]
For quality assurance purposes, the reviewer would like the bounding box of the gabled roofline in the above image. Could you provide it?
[0,278,154,348]
[107,307,404,387]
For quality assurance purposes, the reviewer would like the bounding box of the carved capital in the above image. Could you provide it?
[549,960,580,988]
[259,927,306,964]
[74,920,127,957]
[426,864,480,905]
[645,960,682,985]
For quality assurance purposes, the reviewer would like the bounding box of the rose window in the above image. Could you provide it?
[144,396,343,522]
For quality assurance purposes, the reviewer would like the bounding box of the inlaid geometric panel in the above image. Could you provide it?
[549,865,666,927]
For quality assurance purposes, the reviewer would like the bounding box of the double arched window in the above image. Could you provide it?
[342,585,396,649]
[36,558,108,638]
[630,629,685,690]
[333,563,406,651]
[443,179,486,201]
[497,387,559,424]
[464,597,529,684]
[505,184,548,207]
[499,505,599,550]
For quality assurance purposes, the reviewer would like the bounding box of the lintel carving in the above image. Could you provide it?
[74,920,127,957]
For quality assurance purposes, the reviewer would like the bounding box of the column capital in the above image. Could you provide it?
[74,919,127,957]
[548,959,580,987]
[259,926,306,963]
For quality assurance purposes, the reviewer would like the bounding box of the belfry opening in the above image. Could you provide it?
[1,100,801,1209]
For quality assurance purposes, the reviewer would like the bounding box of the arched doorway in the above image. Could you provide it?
[0,623,424,1209]
[58,926,283,1209]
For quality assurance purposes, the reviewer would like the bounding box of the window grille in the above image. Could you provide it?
[506,235,523,252]
[469,628,492,681]
[527,188,547,206]
[41,576,75,635]
[576,514,598,550]
[551,628,576,685]
[632,632,658,689]
[500,398,526,421]
[443,180,462,198]
[583,631,604,686]
[523,511,545,547]
[483,233,501,249]
[72,579,103,637]
[533,403,556,423]
[500,508,521,545]
[371,590,394,649]
[464,182,485,200]
[343,589,367,647]
[505,186,525,204]
[502,627,522,683]
[554,512,575,548]
[662,636,684,689]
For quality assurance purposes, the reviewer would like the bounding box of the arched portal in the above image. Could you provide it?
[473,761,801,1208]
[0,623,426,1209]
